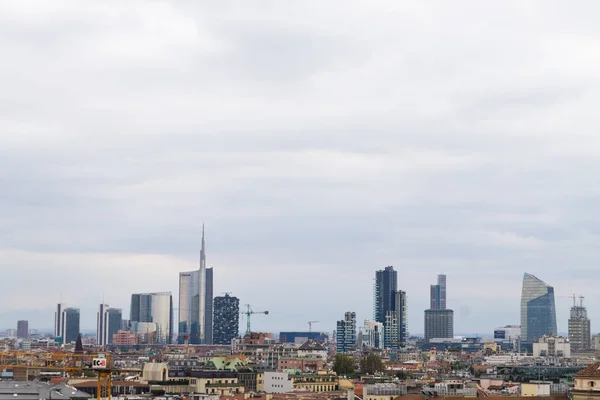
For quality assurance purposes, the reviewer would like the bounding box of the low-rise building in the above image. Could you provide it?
[521,382,551,397]
[264,371,293,393]
[363,383,407,400]
[533,336,570,358]
[292,373,339,392]
[572,363,600,400]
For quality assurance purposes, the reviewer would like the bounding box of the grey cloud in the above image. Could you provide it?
[3,1,600,334]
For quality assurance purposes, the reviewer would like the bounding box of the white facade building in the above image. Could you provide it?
[263,371,292,393]
[533,336,570,358]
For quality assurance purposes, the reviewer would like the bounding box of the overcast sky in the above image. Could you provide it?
[3,1,600,336]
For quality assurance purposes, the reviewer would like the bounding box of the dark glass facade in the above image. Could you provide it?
[374,266,397,324]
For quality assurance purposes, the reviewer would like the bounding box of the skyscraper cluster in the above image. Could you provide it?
[374,266,407,348]
[55,305,80,344]
[52,225,241,347]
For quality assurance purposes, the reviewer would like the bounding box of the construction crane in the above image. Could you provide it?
[308,320,319,332]
[0,351,140,400]
[241,304,268,334]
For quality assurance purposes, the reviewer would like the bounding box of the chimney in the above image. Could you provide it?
[347,389,354,400]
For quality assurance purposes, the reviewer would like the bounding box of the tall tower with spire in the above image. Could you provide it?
[178,224,213,344]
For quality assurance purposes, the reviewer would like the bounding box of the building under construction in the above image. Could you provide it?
[569,295,592,350]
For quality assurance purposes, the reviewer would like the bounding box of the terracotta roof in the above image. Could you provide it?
[575,364,600,377]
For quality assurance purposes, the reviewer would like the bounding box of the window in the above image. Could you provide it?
[589,381,595,388]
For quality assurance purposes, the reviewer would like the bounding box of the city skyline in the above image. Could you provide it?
[4,2,600,336]
[2,268,592,339]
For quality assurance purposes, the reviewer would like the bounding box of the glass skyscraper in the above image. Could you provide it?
[374,266,397,324]
[130,292,173,344]
[178,226,213,344]
[520,273,557,346]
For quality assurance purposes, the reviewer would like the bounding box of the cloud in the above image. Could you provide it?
[2,0,600,335]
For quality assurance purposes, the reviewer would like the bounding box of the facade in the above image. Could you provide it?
[569,301,591,350]
[374,266,397,325]
[205,267,213,345]
[279,332,327,343]
[494,325,521,340]
[112,330,138,346]
[54,303,65,339]
[336,312,356,353]
[430,274,447,309]
[17,320,28,339]
[520,273,557,347]
[97,305,122,346]
[213,294,240,345]
[62,307,80,344]
[572,363,600,400]
[362,320,384,349]
[533,335,570,358]
[424,274,453,342]
[178,226,211,344]
[424,309,454,342]
[130,292,173,344]
[291,374,339,392]
[263,371,293,393]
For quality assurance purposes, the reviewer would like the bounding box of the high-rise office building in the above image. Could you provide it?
[178,225,213,344]
[205,267,214,345]
[569,297,591,350]
[336,312,357,354]
[17,321,29,339]
[520,273,557,347]
[97,304,123,346]
[384,290,408,348]
[213,294,239,345]
[374,266,397,324]
[55,303,65,338]
[61,308,80,344]
[130,292,173,344]
[424,274,453,342]
[374,266,408,348]
[430,274,447,310]
[424,309,454,341]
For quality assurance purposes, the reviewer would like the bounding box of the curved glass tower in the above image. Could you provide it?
[520,273,557,345]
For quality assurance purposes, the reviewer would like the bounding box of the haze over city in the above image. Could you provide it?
[3,0,600,336]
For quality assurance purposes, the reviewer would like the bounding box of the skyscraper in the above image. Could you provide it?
[430,274,446,310]
[374,266,397,324]
[97,304,109,346]
[205,267,214,345]
[336,312,357,354]
[424,274,453,342]
[130,292,173,344]
[569,297,591,350]
[17,321,29,339]
[179,225,213,344]
[61,308,80,344]
[97,304,122,346]
[213,294,239,345]
[520,273,557,347]
[55,303,65,338]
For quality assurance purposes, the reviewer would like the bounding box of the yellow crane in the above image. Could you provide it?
[0,351,139,400]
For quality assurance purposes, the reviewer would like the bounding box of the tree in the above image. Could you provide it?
[395,371,408,380]
[333,354,355,376]
[360,354,385,375]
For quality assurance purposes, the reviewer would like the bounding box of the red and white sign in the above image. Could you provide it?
[92,358,108,369]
